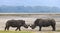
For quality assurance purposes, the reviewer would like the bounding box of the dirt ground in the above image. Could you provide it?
[0,14,60,33]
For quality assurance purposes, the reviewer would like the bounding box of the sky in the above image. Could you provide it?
[0,0,60,7]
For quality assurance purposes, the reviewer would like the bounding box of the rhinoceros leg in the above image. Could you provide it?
[18,27,21,31]
[5,26,10,31]
[51,24,56,31]
[15,27,21,31]
[7,27,10,31]
[39,26,42,31]
[15,27,18,31]
[5,26,7,31]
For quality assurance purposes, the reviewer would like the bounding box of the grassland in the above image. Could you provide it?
[0,30,33,33]
[0,30,60,33]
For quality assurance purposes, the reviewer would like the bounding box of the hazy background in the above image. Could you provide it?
[0,0,60,13]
